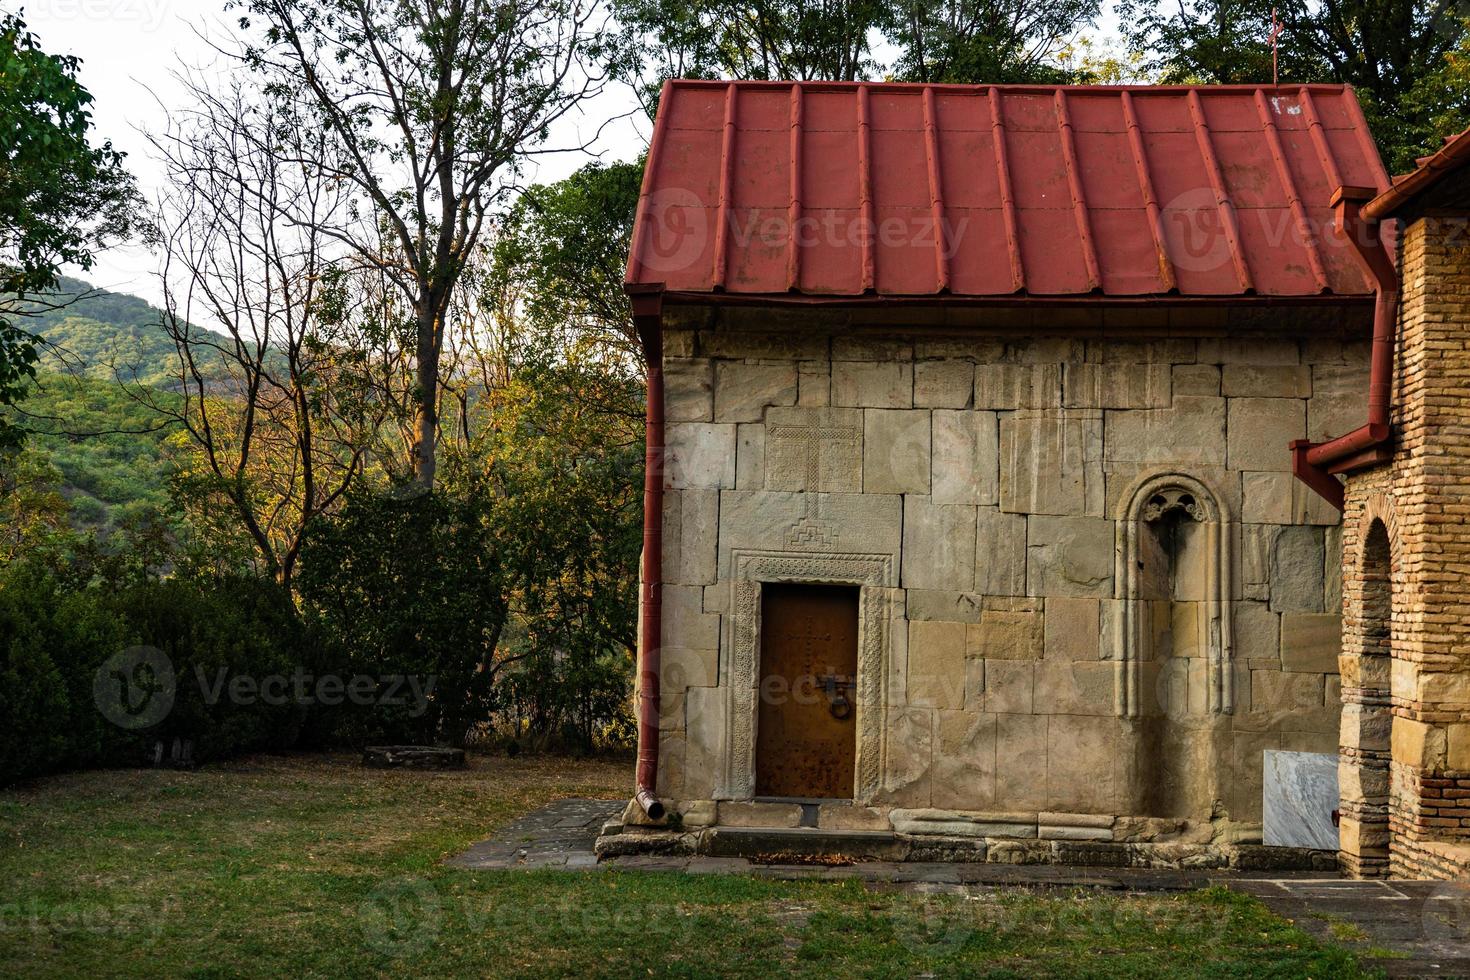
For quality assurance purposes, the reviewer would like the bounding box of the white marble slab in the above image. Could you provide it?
[1263,750,1339,850]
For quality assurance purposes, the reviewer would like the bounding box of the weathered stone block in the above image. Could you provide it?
[664,583,721,653]
[1270,525,1326,613]
[1033,662,1115,716]
[1104,397,1226,465]
[914,360,974,408]
[832,360,913,408]
[1197,337,1300,365]
[662,644,718,691]
[908,621,967,710]
[718,801,803,828]
[735,423,765,489]
[932,410,999,505]
[1241,471,1342,526]
[1227,398,1305,472]
[906,590,983,624]
[1063,363,1171,409]
[864,409,931,494]
[1234,600,1281,665]
[975,507,1028,596]
[663,489,719,586]
[982,660,1035,713]
[933,710,998,809]
[1448,724,1470,772]
[1173,364,1221,396]
[975,363,1061,409]
[995,712,1048,809]
[1281,613,1341,673]
[1045,597,1101,661]
[1249,669,1325,724]
[1221,365,1312,398]
[716,491,902,570]
[901,497,976,592]
[683,687,725,797]
[1026,516,1115,598]
[968,604,1043,660]
[1391,717,1446,770]
[1000,410,1104,517]
[1046,715,1120,811]
[713,361,797,422]
[817,803,890,832]
[665,422,737,490]
[665,357,714,421]
[882,706,934,806]
[764,406,863,492]
[798,361,830,406]
[1308,362,1367,442]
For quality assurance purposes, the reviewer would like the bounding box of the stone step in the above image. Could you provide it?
[705,826,908,861]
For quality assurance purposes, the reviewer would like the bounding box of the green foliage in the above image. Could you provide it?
[27,277,182,387]
[0,13,140,447]
[611,0,1102,107]
[10,371,180,534]
[455,362,644,751]
[491,160,645,353]
[296,489,511,746]
[1116,0,1470,172]
[0,556,313,786]
[888,0,1103,83]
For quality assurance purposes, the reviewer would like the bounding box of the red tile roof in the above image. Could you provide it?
[626,81,1392,301]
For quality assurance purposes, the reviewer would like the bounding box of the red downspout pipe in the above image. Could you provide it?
[631,286,666,821]
[1290,186,1399,510]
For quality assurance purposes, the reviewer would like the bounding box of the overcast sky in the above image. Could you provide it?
[19,0,652,307]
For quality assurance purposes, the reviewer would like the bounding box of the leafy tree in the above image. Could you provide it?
[0,13,139,448]
[232,0,623,489]
[0,447,70,563]
[613,0,887,108]
[1117,0,1470,172]
[888,0,1101,83]
[490,160,645,360]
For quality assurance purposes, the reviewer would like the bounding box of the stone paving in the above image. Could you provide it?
[449,798,1470,975]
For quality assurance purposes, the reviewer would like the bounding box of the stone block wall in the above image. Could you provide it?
[1341,212,1470,879]
[655,305,1369,838]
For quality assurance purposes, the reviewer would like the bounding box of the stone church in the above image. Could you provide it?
[604,80,1467,876]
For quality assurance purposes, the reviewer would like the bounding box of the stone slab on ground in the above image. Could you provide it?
[446,798,622,869]
[361,746,467,769]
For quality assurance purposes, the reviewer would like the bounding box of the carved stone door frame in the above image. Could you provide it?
[719,550,895,802]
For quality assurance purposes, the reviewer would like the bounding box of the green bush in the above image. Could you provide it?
[0,559,313,785]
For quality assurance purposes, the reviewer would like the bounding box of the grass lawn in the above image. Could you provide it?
[0,753,1374,978]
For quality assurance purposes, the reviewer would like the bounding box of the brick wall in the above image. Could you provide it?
[1341,213,1470,879]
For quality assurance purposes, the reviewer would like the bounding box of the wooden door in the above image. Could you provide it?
[755,584,859,798]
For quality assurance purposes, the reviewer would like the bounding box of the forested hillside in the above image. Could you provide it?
[27,276,180,387]
[7,278,181,533]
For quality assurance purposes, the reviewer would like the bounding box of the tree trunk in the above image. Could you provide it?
[413,303,440,489]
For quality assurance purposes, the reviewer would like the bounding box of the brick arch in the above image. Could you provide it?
[1338,490,1398,878]
[1355,492,1401,568]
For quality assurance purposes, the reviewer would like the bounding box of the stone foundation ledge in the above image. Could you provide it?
[593,822,1336,872]
[602,800,1323,870]
[619,799,1257,847]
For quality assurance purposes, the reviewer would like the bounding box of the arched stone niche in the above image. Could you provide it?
[1113,472,1235,719]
